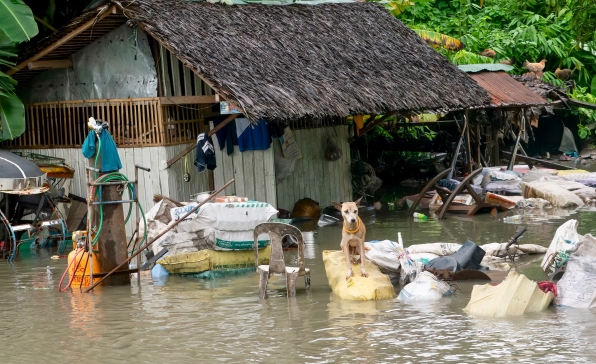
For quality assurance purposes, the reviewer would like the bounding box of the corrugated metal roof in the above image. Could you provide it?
[468,71,548,107]
[458,64,514,73]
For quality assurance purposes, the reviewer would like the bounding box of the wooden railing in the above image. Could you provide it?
[2,96,215,149]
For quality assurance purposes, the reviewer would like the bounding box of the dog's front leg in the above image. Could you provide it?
[342,241,353,280]
[358,243,368,278]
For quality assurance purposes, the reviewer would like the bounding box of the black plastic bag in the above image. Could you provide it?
[325,137,342,161]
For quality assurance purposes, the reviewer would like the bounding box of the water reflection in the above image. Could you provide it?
[0,210,596,361]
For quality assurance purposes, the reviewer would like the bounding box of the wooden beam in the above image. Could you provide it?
[165,113,240,168]
[501,151,575,170]
[27,59,73,70]
[159,95,220,106]
[6,5,117,76]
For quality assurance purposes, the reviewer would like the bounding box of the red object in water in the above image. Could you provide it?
[537,281,557,297]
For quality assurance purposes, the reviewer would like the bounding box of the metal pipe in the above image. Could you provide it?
[84,179,236,293]
[91,200,136,205]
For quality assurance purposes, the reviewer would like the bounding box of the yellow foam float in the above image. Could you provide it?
[322,250,396,301]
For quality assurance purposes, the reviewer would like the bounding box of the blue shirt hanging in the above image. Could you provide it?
[235,118,271,152]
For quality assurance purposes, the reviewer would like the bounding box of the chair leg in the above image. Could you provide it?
[305,272,311,291]
[259,270,269,299]
[286,273,298,298]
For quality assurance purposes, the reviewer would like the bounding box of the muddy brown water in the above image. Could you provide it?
[3,209,596,363]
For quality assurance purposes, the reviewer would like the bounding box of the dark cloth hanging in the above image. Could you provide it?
[210,116,238,156]
[194,133,216,172]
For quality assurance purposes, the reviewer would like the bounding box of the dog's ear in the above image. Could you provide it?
[354,196,363,207]
[332,201,342,211]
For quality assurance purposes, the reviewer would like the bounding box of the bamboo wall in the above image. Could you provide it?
[275,126,352,212]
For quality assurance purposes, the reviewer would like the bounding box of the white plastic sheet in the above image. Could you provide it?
[541,219,581,275]
[397,271,452,301]
[556,233,596,308]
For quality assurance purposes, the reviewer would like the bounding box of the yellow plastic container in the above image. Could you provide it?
[68,249,102,287]
[158,246,271,275]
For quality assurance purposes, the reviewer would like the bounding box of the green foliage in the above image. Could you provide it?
[396,0,596,89]
[0,0,38,141]
[569,86,596,139]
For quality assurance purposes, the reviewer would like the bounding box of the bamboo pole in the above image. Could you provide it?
[83,179,235,293]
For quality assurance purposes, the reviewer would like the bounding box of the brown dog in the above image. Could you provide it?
[333,197,367,280]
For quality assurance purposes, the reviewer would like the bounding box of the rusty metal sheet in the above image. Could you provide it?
[39,165,75,179]
[469,71,548,107]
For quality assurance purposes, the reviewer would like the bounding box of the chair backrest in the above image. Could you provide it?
[254,222,305,275]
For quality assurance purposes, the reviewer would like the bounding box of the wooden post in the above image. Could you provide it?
[476,122,481,169]
[96,184,130,286]
[464,109,473,175]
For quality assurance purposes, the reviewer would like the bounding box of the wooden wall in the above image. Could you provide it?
[11,145,208,236]
[210,124,277,206]
[209,124,351,211]
[275,126,352,212]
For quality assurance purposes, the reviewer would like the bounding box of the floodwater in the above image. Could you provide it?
[3,209,596,363]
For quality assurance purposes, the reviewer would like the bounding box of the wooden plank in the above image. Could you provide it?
[183,66,193,96]
[170,53,182,96]
[210,121,225,195]
[253,150,266,203]
[27,59,73,70]
[7,5,117,76]
[263,146,276,207]
[501,151,575,170]
[159,45,171,97]
[232,145,244,197]
[149,146,162,196]
[243,151,255,200]
[159,95,219,105]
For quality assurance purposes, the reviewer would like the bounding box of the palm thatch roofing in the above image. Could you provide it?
[121,0,490,121]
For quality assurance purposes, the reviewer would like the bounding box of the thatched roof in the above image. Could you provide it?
[122,0,490,121]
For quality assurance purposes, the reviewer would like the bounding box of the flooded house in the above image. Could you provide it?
[4,0,491,222]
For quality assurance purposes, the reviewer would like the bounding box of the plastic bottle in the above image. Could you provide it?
[504,215,522,223]
[413,212,427,220]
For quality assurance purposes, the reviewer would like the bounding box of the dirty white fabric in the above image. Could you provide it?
[481,243,546,262]
[535,176,587,191]
[516,198,552,209]
[522,169,557,183]
[522,181,584,208]
[556,233,596,308]
[573,187,596,205]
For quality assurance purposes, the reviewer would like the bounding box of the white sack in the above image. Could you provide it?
[406,243,461,256]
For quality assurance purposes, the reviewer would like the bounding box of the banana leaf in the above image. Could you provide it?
[0,0,38,43]
[0,91,25,141]
[413,29,465,51]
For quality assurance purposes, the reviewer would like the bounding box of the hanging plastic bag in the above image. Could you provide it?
[325,137,342,161]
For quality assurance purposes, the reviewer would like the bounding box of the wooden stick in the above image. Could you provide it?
[83,179,235,293]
